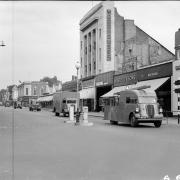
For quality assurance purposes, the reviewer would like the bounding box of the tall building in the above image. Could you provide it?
[79,1,175,112]
[172,29,180,115]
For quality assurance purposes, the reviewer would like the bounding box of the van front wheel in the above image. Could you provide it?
[130,114,138,127]
[154,121,162,128]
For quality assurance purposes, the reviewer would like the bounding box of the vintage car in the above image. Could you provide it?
[29,100,41,111]
[14,101,22,109]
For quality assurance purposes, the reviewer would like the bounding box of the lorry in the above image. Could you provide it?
[53,91,79,117]
[103,88,163,127]
[29,99,41,111]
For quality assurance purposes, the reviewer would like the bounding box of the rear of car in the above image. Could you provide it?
[29,101,41,111]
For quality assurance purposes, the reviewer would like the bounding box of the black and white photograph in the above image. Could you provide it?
[0,1,180,180]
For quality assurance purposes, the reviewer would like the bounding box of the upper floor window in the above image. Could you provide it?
[26,88,28,96]
[81,41,83,50]
[33,87,37,95]
[99,29,101,38]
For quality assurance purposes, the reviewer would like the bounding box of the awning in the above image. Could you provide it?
[133,77,169,92]
[37,95,53,102]
[80,88,95,99]
[101,77,169,98]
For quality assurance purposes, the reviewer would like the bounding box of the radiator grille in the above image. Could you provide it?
[146,105,155,118]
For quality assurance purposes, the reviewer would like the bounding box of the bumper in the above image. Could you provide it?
[136,118,162,123]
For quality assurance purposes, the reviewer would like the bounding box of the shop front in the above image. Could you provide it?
[79,76,95,111]
[37,94,53,109]
[95,71,114,111]
[102,61,173,115]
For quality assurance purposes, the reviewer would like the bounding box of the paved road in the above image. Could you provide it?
[0,106,180,180]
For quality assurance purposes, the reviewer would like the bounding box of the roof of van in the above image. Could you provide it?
[116,89,156,97]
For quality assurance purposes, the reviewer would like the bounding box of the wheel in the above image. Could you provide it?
[55,112,59,116]
[154,121,162,128]
[110,120,118,125]
[130,114,138,127]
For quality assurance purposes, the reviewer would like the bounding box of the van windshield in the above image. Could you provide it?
[139,97,156,104]
[67,100,76,104]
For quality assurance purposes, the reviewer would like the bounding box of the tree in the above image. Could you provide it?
[40,76,59,87]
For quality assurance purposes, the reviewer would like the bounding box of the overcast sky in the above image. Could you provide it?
[0,1,179,90]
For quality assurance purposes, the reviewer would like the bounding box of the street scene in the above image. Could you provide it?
[0,1,180,180]
[0,106,180,180]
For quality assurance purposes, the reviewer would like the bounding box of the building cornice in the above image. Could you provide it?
[80,2,103,26]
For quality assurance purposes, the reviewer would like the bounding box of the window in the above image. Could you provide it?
[89,45,91,52]
[94,42,96,50]
[26,88,28,95]
[89,64,91,71]
[178,106,180,110]
[178,97,180,102]
[81,41,82,50]
[94,61,96,71]
[99,48,101,61]
[85,47,87,54]
[33,87,37,95]
[126,97,137,104]
[99,28,101,38]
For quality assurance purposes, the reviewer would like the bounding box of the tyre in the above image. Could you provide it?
[154,121,162,128]
[130,114,138,127]
[55,112,59,116]
[110,120,118,125]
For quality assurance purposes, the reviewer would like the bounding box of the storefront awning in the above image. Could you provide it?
[101,77,169,98]
[80,88,95,99]
[37,95,53,102]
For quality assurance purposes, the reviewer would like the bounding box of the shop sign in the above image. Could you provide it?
[82,79,94,88]
[176,65,180,71]
[137,62,172,81]
[95,71,114,86]
[114,72,137,87]
[96,81,103,86]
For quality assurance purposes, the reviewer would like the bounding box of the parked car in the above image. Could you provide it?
[29,100,41,111]
[14,101,22,109]
[5,101,11,107]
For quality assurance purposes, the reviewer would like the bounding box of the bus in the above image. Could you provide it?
[102,88,163,127]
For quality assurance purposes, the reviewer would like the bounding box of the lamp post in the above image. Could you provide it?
[75,61,81,125]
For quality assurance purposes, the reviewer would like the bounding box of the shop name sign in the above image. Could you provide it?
[96,81,108,86]
[114,72,137,87]
[137,62,172,81]
[82,79,94,88]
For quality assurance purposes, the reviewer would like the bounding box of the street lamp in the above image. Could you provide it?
[0,40,6,47]
[75,61,81,125]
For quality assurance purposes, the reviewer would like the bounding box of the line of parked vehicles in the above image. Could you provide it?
[2,87,164,128]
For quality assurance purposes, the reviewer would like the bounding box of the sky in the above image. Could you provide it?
[0,1,179,90]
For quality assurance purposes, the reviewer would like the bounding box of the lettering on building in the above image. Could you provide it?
[107,9,111,61]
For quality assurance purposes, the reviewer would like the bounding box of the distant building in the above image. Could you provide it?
[12,85,18,101]
[18,81,48,106]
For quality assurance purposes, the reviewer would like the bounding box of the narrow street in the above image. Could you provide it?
[0,106,180,180]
